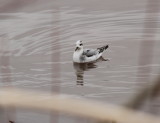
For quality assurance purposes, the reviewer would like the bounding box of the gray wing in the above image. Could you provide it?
[83,49,97,57]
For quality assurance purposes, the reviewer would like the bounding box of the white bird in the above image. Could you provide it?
[73,40,109,63]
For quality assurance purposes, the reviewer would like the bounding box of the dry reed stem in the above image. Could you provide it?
[0,89,160,123]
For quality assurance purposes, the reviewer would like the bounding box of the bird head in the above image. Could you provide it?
[75,40,83,51]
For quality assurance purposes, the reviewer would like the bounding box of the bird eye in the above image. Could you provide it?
[80,43,83,46]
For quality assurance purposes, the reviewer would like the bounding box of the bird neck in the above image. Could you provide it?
[79,47,83,54]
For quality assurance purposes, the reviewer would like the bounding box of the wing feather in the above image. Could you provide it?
[83,49,97,57]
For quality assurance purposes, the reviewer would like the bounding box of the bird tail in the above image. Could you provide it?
[97,45,109,53]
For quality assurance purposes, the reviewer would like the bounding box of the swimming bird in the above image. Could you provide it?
[73,40,109,63]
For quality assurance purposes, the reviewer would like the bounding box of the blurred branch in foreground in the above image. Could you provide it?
[125,76,160,109]
[0,89,160,123]
[124,0,160,113]
[126,0,160,111]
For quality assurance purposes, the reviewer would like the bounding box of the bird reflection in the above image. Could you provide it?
[73,56,108,86]
[73,62,97,86]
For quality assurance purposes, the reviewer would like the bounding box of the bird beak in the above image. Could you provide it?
[75,47,79,51]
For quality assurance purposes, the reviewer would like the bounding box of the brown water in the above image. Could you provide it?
[0,0,160,123]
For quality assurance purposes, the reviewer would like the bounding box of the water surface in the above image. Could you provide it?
[0,0,160,122]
